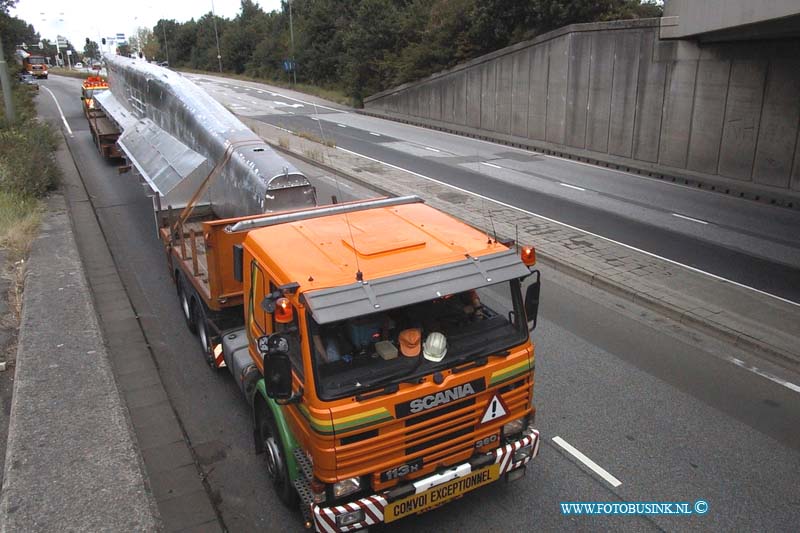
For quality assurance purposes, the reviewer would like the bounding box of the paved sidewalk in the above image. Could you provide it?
[0,193,160,532]
[242,116,800,370]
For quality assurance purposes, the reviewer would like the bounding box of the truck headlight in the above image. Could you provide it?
[503,417,526,438]
[336,509,364,527]
[333,477,361,499]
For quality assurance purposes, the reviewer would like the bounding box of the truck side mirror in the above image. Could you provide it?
[260,334,293,400]
[524,271,541,331]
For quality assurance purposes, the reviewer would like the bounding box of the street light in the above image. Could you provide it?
[288,0,296,85]
[211,0,222,72]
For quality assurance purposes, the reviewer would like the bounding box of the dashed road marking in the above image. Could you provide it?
[334,145,800,308]
[552,436,622,487]
[560,182,586,191]
[672,213,709,225]
[481,162,502,169]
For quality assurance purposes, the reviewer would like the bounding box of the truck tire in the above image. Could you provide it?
[259,413,298,508]
[191,299,217,370]
[176,274,196,333]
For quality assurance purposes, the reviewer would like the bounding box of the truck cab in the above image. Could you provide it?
[222,197,541,531]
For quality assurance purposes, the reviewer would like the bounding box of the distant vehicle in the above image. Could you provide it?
[91,63,102,71]
[20,54,48,79]
[158,61,169,67]
[74,62,84,69]
[18,72,39,91]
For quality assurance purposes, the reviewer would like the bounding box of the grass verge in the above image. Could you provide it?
[48,68,95,80]
[0,74,59,346]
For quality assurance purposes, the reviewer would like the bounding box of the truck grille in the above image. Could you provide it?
[335,381,531,486]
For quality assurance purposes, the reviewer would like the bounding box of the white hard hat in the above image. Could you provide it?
[423,332,447,362]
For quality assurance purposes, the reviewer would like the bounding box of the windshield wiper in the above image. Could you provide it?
[353,361,424,401]
[435,348,510,373]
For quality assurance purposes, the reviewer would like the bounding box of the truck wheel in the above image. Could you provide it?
[192,301,217,370]
[177,275,196,333]
[260,415,298,508]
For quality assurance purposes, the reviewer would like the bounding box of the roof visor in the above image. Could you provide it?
[303,249,530,324]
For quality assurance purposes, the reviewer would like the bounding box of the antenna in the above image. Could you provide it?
[312,101,363,282]
[487,206,497,244]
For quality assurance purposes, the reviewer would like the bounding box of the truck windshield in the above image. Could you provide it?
[308,279,527,400]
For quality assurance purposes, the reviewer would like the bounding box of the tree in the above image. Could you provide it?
[221,0,271,74]
[84,39,99,61]
[154,19,179,63]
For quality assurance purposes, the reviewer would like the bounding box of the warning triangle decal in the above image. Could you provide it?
[480,395,508,424]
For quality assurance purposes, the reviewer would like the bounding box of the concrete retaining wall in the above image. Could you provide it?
[364,19,800,207]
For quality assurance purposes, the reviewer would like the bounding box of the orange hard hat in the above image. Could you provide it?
[398,328,421,357]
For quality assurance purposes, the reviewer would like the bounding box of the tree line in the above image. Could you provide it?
[148,0,661,104]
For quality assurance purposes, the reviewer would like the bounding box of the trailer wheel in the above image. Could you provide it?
[176,274,196,333]
[259,414,298,507]
[192,299,218,370]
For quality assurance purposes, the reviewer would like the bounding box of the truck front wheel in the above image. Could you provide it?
[192,300,217,370]
[259,414,298,507]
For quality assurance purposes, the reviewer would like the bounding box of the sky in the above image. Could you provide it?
[11,0,283,49]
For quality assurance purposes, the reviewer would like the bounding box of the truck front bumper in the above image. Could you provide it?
[311,428,540,532]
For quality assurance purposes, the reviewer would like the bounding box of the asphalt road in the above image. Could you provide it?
[186,74,800,305]
[37,75,800,532]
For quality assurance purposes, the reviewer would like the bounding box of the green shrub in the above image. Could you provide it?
[0,123,61,197]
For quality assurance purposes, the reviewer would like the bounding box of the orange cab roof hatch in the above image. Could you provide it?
[245,201,510,294]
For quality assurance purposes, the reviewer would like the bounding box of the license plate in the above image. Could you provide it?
[384,464,500,523]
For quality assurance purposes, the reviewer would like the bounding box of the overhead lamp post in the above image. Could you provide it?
[288,0,296,85]
[211,0,222,72]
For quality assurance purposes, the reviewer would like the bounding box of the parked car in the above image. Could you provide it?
[18,72,39,91]
[74,62,84,69]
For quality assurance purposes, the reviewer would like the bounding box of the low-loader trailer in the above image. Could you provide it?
[164,192,542,531]
[80,76,122,160]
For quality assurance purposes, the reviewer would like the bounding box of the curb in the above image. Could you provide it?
[265,136,799,372]
[0,189,161,531]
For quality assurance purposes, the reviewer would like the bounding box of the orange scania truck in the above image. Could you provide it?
[165,193,542,531]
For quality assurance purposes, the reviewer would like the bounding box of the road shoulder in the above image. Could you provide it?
[0,184,160,530]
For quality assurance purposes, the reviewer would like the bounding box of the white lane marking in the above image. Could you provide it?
[560,182,586,192]
[423,146,441,153]
[481,162,502,169]
[672,213,709,225]
[729,358,800,394]
[552,436,622,488]
[369,132,381,136]
[42,86,73,136]
[337,123,347,128]
[335,146,800,308]
[200,73,343,112]
[273,101,304,109]
[319,175,353,189]
[251,100,259,104]
[310,117,319,121]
